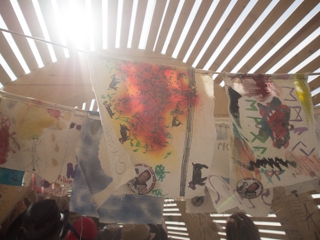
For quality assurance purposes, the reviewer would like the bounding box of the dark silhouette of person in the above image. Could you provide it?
[244,182,260,198]
[226,212,260,240]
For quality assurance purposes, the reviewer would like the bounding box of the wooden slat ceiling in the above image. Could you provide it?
[0,0,319,107]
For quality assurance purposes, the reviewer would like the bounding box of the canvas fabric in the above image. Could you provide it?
[206,121,273,216]
[88,56,216,198]
[72,112,164,224]
[224,73,320,191]
[0,92,75,183]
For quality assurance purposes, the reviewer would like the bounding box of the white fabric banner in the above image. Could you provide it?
[88,56,216,198]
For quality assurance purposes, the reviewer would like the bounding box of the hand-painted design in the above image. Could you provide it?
[119,124,130,144]
[237,178,263,199]
[230,73,281,102]
[188,163,208,190]
[180,68,196,197]
[47,109,61,120]
[260,169,285,184]
[104,60,198,157]
[238,157,296,172]
[291,141,315,157]
[154,164,170,182]
[109,74,120,91]
[257,97,293,149]
[282,86,297,101]
[228,87,242,128]
[127,163,156,195]
[151,189,168,196]
[231,123,259,179]
[289,106,303,122]
[290,127,308,135]
[103,101,115,118]
[67,163,76,179]
[191,196,204,207]
[0,115,16,164]
[24,138,44,172]
[293,74,313,124]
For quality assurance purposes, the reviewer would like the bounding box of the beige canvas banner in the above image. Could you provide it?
[224,73,320,194]
[0,91,75,183]
[88,56,216,198]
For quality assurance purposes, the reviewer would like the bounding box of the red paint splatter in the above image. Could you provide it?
[106,60,198,154]
[0,115,16,164]
[47,109,61,120]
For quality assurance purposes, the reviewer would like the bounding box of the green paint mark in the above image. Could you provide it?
[250,131,269,143]
[253,146,267,155]
[152,189,168,196]
[101,95,106,99]
[163,151,172,159]
[245,100,258,111]
[155,164,170,182]
[247,116,263,124]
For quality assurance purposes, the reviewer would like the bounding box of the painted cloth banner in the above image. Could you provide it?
[0,92,75,183]
[89,56,216,198]
[224,73,320,193]
[73,112,164,224]
[206,121,273,217]
[55,113,85,186]
[0,167,24,186]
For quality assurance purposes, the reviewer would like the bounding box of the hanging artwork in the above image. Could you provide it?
[88,56,216,198]
[0,91,75,183]
[0,167,24,186]
[224,73,320,193]
[72,112,164,224]
[32,174,70,197]
[55,114,85,186]
[206,121,273,217]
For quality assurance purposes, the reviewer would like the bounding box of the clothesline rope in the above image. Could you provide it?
[1,28,320,76]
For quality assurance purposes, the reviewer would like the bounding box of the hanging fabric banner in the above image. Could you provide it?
[0,91,75,183]
[224,73,320,193]
[55,113,85,186]
[0,167,24,186]
[88,56,216,198]
[73,112,164,224]
[206,121,273,217]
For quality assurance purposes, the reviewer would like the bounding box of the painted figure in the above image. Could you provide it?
[119,124,130,144]
[109,74,120,91]
[257,97,293,149]
[103,101,115,118]
[127,170,151,195]
[188,163,208,190]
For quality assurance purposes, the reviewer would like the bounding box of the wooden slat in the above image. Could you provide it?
[0,32,25,78]
[145,0,167,52]
[275,34,320,74]
[164,0,195,56]
[309,75,320,92]
[0,65,12,86]
[18,0,52,65]
[243,0,319,73]
[119,0,133,48]
[175,0,213,60]
[0,0,38,71]
[185,0,230,66]
[209,0,272,71]
[313,92,320,106]
[107,0,118,49]
[225,0,294,73]
[131,0,147,49]
[92,0,103,52]
[196,0,250,69]
[298,55,320,74]
[153,0,179,53]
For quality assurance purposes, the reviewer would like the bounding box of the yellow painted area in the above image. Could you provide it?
[52,158,58,166]
[293,74,313,124]
[63,112,73,121]
[17,106,59,140]
[55,144,59,152]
